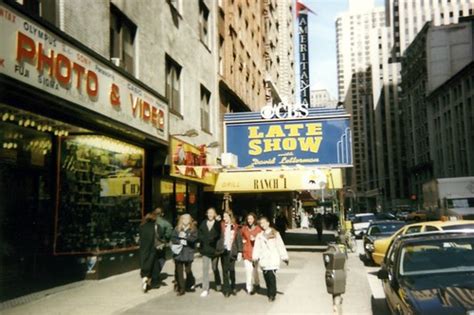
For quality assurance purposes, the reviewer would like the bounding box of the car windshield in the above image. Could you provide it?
[355,214,375,223]
[369,223,405,235]
[399,237,474,276]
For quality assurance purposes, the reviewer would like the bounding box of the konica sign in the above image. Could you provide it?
[224,108,352,169]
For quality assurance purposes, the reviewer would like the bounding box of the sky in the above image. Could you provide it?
[297,0,385,100]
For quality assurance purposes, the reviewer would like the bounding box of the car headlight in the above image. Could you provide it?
[365,243,374,251]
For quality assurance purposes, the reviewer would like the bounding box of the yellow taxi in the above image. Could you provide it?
[371,219,474,265]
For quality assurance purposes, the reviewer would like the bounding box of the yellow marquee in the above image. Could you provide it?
[208,168,343,193]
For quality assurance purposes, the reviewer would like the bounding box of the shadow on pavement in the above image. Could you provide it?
[371,295,390,315]
[367,270,379,276]
[284,230,336,247]
[286,247,328,253]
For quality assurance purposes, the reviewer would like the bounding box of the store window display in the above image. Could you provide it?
[55,136,144,254]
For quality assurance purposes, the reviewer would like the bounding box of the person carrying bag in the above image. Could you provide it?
[171,213,198,296]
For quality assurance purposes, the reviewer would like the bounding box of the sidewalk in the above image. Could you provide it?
[1,230,377,315]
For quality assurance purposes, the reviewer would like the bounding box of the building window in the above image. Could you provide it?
[199,0,210,47]
[15,0,57,24]
[110,5,137,74]
[166,56,182,114]
[200,85,211,132]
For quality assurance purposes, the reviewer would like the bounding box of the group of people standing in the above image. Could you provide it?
[139,207,289,302]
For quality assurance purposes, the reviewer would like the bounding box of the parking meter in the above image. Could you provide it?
[323,243,346,295]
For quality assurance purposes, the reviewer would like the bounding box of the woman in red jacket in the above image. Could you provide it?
[240,212,262,295]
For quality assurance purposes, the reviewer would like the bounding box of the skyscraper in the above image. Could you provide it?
[264,0,296,105]
[310,89,338,108]
[337,0,418,210]
[386,0,474,61]
[388,0,474,205]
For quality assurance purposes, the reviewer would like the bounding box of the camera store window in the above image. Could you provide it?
[55,135,144,254]
[110,4,137,74]
[166,56,182,115]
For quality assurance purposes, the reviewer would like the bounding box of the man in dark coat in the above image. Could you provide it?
[198,207,222,297]
[312,212,324,242]
[139,211,159,293]
[275,211,289,240]
[154,207,173,287]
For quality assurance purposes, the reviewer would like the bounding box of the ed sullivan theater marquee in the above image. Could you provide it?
[213,104,352,193]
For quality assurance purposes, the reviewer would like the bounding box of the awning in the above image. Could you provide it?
[208,168,343,193]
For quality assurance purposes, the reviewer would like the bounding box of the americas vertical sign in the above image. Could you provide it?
[297,1,314,107]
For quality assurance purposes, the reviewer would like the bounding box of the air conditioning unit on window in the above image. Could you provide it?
[221,153,238,168]
[111,58,121,67]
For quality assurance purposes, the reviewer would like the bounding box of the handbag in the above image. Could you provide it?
[171,243,183,255]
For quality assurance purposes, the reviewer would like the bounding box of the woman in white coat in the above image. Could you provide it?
[252,216,289,302]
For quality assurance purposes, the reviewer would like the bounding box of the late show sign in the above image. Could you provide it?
[0,4,168,141]
[225,112,352,169]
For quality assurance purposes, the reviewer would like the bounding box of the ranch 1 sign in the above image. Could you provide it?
[224,107,352,169]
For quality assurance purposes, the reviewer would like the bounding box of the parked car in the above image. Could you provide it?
[394,210,411,221]
[405,209,428,222]
[378,230,474,315]
[375,212,398,221]
[362,220,406,264]
[372,219,474,265]
[352,213,376,238]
